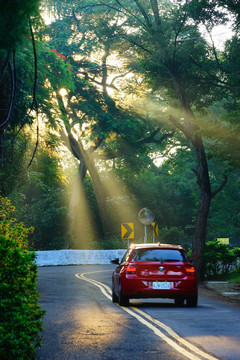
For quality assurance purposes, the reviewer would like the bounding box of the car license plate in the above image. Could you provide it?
[153,282,171,290]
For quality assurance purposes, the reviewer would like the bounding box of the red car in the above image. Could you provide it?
[111,243,198,307]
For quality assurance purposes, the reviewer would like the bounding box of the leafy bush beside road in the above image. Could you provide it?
[204,240,240,279]
[0,197,33,248]
[0,197,45,359]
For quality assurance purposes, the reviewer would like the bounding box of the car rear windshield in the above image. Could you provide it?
[131,248,188,262]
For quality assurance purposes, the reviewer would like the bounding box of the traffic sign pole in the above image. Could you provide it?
[144,225,147,243]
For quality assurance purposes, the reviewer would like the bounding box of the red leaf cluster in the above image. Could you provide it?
[50,48,66,61]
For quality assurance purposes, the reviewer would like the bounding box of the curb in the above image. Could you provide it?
[204,281,240,303]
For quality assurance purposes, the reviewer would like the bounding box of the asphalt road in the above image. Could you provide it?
[36,265,240,360]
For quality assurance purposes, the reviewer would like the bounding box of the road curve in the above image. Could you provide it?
[36,265,240,360]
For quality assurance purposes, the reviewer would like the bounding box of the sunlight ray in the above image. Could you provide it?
[69,175,98,249]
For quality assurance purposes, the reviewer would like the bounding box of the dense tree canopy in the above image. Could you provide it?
[0,0,240,278]
[65,0,239,277]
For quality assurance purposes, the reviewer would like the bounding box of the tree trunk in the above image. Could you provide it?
[170,76,212,280]
[78,158,87,180]
[57,93,112,238]
[192,188,211,280]
[0,130,4,170]
[191,137,212,280]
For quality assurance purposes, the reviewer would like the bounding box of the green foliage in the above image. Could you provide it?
[24,189,69,250]
[0,199,45,359]
[204,240,240,279]
[159,226,187,246]
[207,170,240,240]
[9,147,69,250]
[39,0,164,159]
[122,159,196,234]
[0,133,29,196]
[0,136,70,250]
[0,0,40,50]
[1,0,240,256]
[0,197,33,249]
[221,271,240,283]
[0,235,45,360]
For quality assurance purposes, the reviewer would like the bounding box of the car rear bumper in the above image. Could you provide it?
[122,278,198,298]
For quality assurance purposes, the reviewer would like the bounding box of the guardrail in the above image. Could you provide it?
[35,249,126,266]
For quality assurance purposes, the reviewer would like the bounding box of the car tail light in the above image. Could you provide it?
[185,265,196,274]
[126,265,137,274]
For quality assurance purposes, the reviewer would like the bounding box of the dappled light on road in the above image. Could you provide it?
[56,303,127,356]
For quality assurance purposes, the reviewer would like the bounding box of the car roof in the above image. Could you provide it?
[129,243,184,251]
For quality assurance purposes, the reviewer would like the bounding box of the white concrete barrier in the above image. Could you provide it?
[35,249,126,266]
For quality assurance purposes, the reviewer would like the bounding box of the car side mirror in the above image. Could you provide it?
[111,258,120,265]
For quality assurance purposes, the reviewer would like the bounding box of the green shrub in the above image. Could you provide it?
[0,197,45,359]
[159,226,187,245]
[204,240,240,279]
[0,197,33,249]
[0,235,45,359]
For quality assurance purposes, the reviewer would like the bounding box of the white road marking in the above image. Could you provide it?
[222,292,239,295]
[76,271,220,360]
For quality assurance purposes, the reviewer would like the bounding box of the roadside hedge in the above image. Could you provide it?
[0,197,45,359]
[0,235,45,359]
[204,240,240,279]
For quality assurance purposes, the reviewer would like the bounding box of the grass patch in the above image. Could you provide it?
[223,271,240,282]
[209,270,240,282]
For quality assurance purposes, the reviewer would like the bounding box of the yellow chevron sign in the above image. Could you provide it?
[121,223,134,239]
[152,222,158,238]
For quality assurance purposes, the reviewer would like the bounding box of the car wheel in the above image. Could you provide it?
[112,282,118,303]
[174,297,185,307]
[118,283,129,306]
[186,293,198,307]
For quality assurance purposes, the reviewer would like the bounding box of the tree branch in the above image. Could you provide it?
[0,49,11,81]
[191,167,200,186]
[204,23,221,69]
[150,0,161,28]
[87,137,104,154]
[122,33,153,55]
[0,60,15,130]
[189,56,228,86]
[134,0,154,33]
[114,0,150,32]
[110,71,131,87]
[27,109,39,167]
[211,174,228,198]
[27,17,39,167]
[169,115,192,140]
[137,128,175,145]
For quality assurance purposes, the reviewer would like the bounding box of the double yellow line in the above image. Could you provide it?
[76,271,219,360]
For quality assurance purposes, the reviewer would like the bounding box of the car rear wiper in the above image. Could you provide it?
[161,259,181,262]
